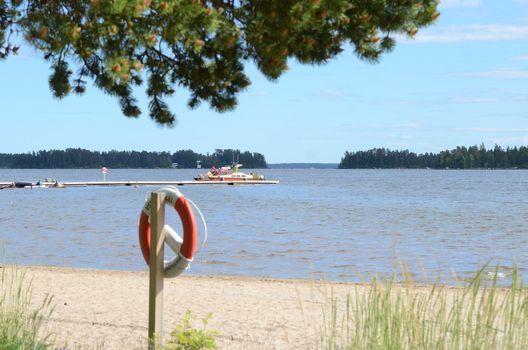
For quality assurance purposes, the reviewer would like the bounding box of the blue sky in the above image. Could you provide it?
[1,0,528,163]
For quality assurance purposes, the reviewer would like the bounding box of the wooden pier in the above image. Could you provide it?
[63,180,279,186]
[0,180,279,188]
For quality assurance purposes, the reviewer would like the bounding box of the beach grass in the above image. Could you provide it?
[2,261,528,350]
[0,264,54,350]
[319,266,528,350]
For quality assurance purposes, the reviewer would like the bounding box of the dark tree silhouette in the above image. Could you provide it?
[0,148,268,168]
[339,145,528,169]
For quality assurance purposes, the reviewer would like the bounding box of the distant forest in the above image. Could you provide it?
[269,163,338,169]
[339,145,528,169]
[0,148,267,169]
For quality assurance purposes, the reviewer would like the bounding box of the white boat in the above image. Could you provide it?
[194,164,265,181]
[23,179,64,189]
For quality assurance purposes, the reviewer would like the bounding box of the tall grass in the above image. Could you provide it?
[320,266,528,350]
[0,265,54,350]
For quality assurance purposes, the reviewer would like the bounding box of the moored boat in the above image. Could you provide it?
[194,164,265,181]
[0,182,15,189]
[0,179,65,189]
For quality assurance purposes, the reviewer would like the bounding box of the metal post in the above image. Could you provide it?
[148,192,165,349]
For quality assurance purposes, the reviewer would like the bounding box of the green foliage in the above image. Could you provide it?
[0,0,440,125]
[0,265,54,350]
[339,144,528,169]
[0,0,21,59]
[320,266,528,350]
[0,147,268,168]
[161,310,217,350]
[49,60,72,98]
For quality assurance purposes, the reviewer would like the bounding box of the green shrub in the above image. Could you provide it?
[0,265,54,350]
[161,310,218,350]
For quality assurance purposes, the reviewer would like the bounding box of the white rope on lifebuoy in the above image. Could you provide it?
[185,197,208,254]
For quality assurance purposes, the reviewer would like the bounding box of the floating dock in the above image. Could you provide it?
[63,180,279,186]
[0,180,279,188]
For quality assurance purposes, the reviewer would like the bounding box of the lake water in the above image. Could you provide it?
[1,168,527,284]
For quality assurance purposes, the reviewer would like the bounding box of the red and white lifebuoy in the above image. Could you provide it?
[138,187,197,278]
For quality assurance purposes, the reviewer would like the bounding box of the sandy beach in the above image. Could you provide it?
[16,265,361,349]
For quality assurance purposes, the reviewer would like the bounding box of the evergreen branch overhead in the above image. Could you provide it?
[0,0,440,125]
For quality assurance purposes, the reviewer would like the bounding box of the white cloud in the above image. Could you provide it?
[311,89,349,99]
[382,99,409,105]
[489,136,528,145]
[404,24,528,43]
[340,122,424,130]
[459,68,528,79]
[464,127,528,132]
[450,97,497,103]
[405,122,423,129]
[439,0,482,9]
[513,55,528,61]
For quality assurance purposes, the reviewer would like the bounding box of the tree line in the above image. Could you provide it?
[172,149,267,169]
[339,144,528,169]
[0,148,267,169]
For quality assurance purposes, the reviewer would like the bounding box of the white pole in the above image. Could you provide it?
[102,167,107,182]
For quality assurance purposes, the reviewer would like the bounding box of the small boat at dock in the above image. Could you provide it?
[0,179,64,189]
[0,182,15,189]
[194,163,266,181]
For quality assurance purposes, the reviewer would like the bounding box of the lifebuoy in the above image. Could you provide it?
[138,187,197,278]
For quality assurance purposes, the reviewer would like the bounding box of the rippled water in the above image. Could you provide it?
[1,168,527,284]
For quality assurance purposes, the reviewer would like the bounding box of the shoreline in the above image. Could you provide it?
[10,265,362,349]
[4,265,519,349]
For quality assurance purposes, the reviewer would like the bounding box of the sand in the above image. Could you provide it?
[13,265,361,349]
